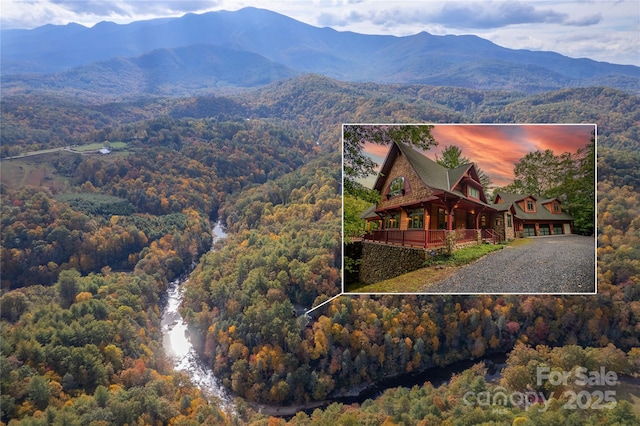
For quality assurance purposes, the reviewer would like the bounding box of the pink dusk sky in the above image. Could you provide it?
[358,124,594,189]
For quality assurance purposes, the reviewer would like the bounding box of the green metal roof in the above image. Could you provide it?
[372,141,495,209]
[394,141,452,191]
[493,192,573,221]
[360,204,379,219]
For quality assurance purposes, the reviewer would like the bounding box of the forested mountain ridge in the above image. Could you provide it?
[2,7,639,95]
[1,44,299,98]
[2,75,638,158]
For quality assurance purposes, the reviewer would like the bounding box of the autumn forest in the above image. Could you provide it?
[1,75,639,425]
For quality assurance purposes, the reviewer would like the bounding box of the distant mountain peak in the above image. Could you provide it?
[1,7,638,94]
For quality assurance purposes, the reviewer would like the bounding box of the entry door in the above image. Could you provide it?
[563,223,571,234]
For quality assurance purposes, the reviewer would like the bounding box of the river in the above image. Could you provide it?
[160,222,509,417]
[161,222,233,410]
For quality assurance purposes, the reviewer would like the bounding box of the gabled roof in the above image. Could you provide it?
[373,141,495,209]
[376,141,476,189]
[360,204,379,220]
[493,192,573,221]
[447,164,474,192]
[391,141,451,190]
[493,192,526,211]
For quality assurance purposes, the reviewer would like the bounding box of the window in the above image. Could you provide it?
[507,214,512,227]
[437,208,447,229]
[526,200,534,211]
[407,209,424,229]
[385,212,400,229]
[388,177,405,198]
[553,202,560,213]
[468,186,479,199]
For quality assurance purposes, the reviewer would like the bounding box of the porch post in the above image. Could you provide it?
[447,207,454,230]
[421,203,430,250]
[445,199,456,231]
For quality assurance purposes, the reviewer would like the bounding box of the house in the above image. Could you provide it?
[493,192,573,238]
[360,141,573,249]
[361,141,501,249]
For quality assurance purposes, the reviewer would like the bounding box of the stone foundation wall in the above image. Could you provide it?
[455,240,481,250]
[359,242,428,285]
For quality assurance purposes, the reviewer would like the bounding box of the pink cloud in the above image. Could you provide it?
[357,124,594,188]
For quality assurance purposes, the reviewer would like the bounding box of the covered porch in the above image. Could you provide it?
[362,195,499,249]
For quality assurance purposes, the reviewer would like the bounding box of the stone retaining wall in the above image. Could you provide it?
[359,242,429,285]
[357,232,485,285]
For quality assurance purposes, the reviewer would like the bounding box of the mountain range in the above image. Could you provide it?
[2,7,638,96]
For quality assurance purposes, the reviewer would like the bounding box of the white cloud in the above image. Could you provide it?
[428,1,569,29]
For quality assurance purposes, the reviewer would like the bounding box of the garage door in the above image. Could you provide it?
[553,224,563,234]
[539,224,551,236]
[524,224,536,236]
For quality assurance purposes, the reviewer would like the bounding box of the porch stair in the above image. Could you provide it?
[482,228,503,244]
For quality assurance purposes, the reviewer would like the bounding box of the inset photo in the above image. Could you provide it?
[343,123,596,294]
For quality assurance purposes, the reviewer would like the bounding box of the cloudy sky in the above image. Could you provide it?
[360,124,595,188]
[2,1,638,66]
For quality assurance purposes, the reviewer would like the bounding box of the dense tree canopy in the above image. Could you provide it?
[1,76,638,424]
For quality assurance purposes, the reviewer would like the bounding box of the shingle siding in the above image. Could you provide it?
[377,151,435,211]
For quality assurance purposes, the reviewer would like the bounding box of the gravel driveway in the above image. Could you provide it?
[421,235,596,294]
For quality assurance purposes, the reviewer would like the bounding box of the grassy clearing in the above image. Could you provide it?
[350,240,527,293]
[73,141,127,151]
[427,242,508,267]
[505,237,534,248]
[1,152,73,191]
[348,266,456,293]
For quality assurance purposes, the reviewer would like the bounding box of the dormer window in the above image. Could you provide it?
[526,200,534,211]
[468,186,479,199]
[388,176,405,198]
[553,202,560,213]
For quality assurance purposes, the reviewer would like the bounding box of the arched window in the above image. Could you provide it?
[388,176,405,197]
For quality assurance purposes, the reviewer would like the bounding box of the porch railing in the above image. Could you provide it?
[363,229,451,248]
[482,228,503,244]
[456,229,477,243]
